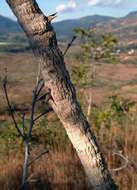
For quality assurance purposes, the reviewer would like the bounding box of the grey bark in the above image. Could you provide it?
[6,0,118,189]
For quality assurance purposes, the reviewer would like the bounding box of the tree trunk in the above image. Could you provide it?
[6,0,118,189]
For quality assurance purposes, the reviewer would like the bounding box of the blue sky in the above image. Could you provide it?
[0,0,137,21]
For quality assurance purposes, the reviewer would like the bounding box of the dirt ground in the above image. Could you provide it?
[1,53,137,108]
[80,62,137,105]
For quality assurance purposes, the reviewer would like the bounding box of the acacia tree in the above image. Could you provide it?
[6,0,118,189]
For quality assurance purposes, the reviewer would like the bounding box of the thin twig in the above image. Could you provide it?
[36,93,47,102]
[27,91,37,139]
[36,62,42,85]
[27,77,44,138]
[63,36,77,56]
[2,80,24,139]
[34,108,53,122]
[28,150,49,166]
[22,113,26,136]
[110,150,137,173]
[36,80,44,98]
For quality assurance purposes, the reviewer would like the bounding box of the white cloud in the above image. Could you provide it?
[88,0,123,6]
[56,1,77,13]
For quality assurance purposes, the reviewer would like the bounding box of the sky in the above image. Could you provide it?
[0,0,137,22]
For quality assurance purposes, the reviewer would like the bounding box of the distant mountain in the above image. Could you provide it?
[54,11,137,45]
[53,11,137,49]
[0,11,137,47]
[124,11,137,19]
[105,11,137,47]
[0,15,20,33]
[53,15,115,40]
[0,15,27,46]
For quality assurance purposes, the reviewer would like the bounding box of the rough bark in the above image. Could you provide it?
[6,0,118,189]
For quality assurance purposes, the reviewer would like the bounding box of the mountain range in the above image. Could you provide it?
[0,11,137,47]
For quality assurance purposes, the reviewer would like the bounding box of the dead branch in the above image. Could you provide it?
[63,35,77,56]
[2,78,24,139]
[28,150,49,166]
[110,150,137,173]
[34,108,53,122]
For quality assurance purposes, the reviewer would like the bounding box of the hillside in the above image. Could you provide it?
[53,11,137,47]
[0,15,27,46]
[0,15,20,33]
[53,15,114,40]
[0,11,137,48]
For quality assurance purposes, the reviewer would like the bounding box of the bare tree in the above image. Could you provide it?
[3,73,51,189]
[6,0,118,189]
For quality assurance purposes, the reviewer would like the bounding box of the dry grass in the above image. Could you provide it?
[100,124,137,190]
[1,53,137,109]
[0,121,137,190]
[0,146,89,190]
[0,52,137,189]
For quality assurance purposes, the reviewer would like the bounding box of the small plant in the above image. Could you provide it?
[92,95,135,129]
[108,95,135,125]
[74,28,118,62]
[71,64,89,86]
[74,27,118,120]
